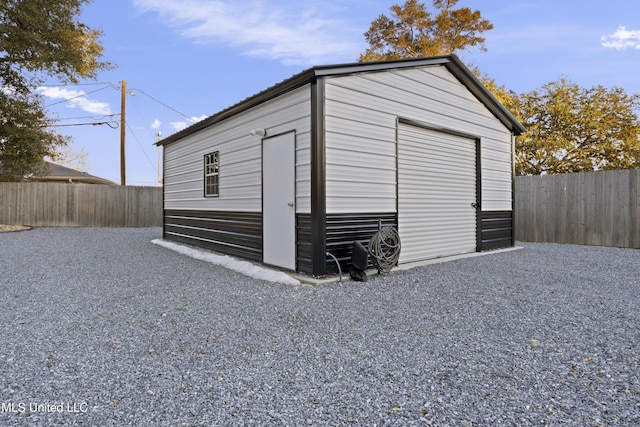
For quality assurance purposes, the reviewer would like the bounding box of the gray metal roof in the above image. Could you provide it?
[29,161,118,185]
[157,55,525,146]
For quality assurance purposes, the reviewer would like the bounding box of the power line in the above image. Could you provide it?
[125,121,158,174]
[38,82,114,87]
[130,87,194,121]
[53,114,117,121]
[42,82,197,123]
[52,121,119,128]
[45,85,111,107]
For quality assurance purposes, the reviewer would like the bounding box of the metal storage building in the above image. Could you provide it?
[157,55,525,277]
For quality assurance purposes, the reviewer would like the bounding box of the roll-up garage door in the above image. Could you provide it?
[397,123,478,264]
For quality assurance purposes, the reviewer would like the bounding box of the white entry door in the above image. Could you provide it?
[263,132,296,270]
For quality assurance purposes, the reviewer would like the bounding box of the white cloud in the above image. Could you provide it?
[601,26,640,50]
[38,87,113,115]
[170,121,189,131]
[170,114,207,131]
[151,118,162,129]
[133,0,361,65]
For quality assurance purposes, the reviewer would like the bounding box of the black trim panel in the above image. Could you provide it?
[310,78,327,277]
[163,210,511,271]
[164,209,262,262]
[481,210,513,251]
[325,212,398,275]
[475,138,482,252]
[296,213,313,274]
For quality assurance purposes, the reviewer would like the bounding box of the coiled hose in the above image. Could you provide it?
[368,226,401,273]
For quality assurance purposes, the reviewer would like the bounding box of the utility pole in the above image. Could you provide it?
[120,80,126,186]
[156,131,162,185]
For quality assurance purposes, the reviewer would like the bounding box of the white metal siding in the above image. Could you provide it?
[324,85,398,214]
[164,85,312,213]
[398,124,477,263]
[324,66,513,214]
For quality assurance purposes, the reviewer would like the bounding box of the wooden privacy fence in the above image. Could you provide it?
[515,169,640,248]
[0,182,162,227]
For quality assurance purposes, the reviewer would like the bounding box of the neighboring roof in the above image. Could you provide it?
[157,55,525,147]
[29,161,118,185]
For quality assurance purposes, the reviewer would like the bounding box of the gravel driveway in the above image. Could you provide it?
[1,227,638,426]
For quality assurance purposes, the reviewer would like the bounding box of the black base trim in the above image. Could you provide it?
[164,210,262,262]
[162,209,506,274]
[296,213,313,274]
[325,212,398,275]
[481,210,513,251]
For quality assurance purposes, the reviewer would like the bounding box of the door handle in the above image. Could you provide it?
[287,202,294,207]
[471,202,478,208]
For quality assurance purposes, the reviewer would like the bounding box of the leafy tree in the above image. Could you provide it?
[359,2,640,176]
[52,145,90,172]
[0,0,110,87]
[360,0,493,61]
[474,72,516,111]
[514,78,640,175]
[0,0,111,181]
[0,89,68,181]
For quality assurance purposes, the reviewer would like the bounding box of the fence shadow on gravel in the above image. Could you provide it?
[0,182,162,227]
[515,169,639,248]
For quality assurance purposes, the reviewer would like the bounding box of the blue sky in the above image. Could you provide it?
[40,0,640,185]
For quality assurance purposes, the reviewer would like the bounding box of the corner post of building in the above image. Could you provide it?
[310,77,327,277]
[511,133,517,247]
[475,137,482,252]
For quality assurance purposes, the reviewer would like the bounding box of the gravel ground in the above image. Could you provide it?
[0,227,639,426]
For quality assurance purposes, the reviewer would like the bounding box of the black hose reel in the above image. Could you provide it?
[369,221,401,273]
[349,220,401,281]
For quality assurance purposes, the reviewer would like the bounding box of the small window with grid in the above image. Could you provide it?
[204,151,219,197]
